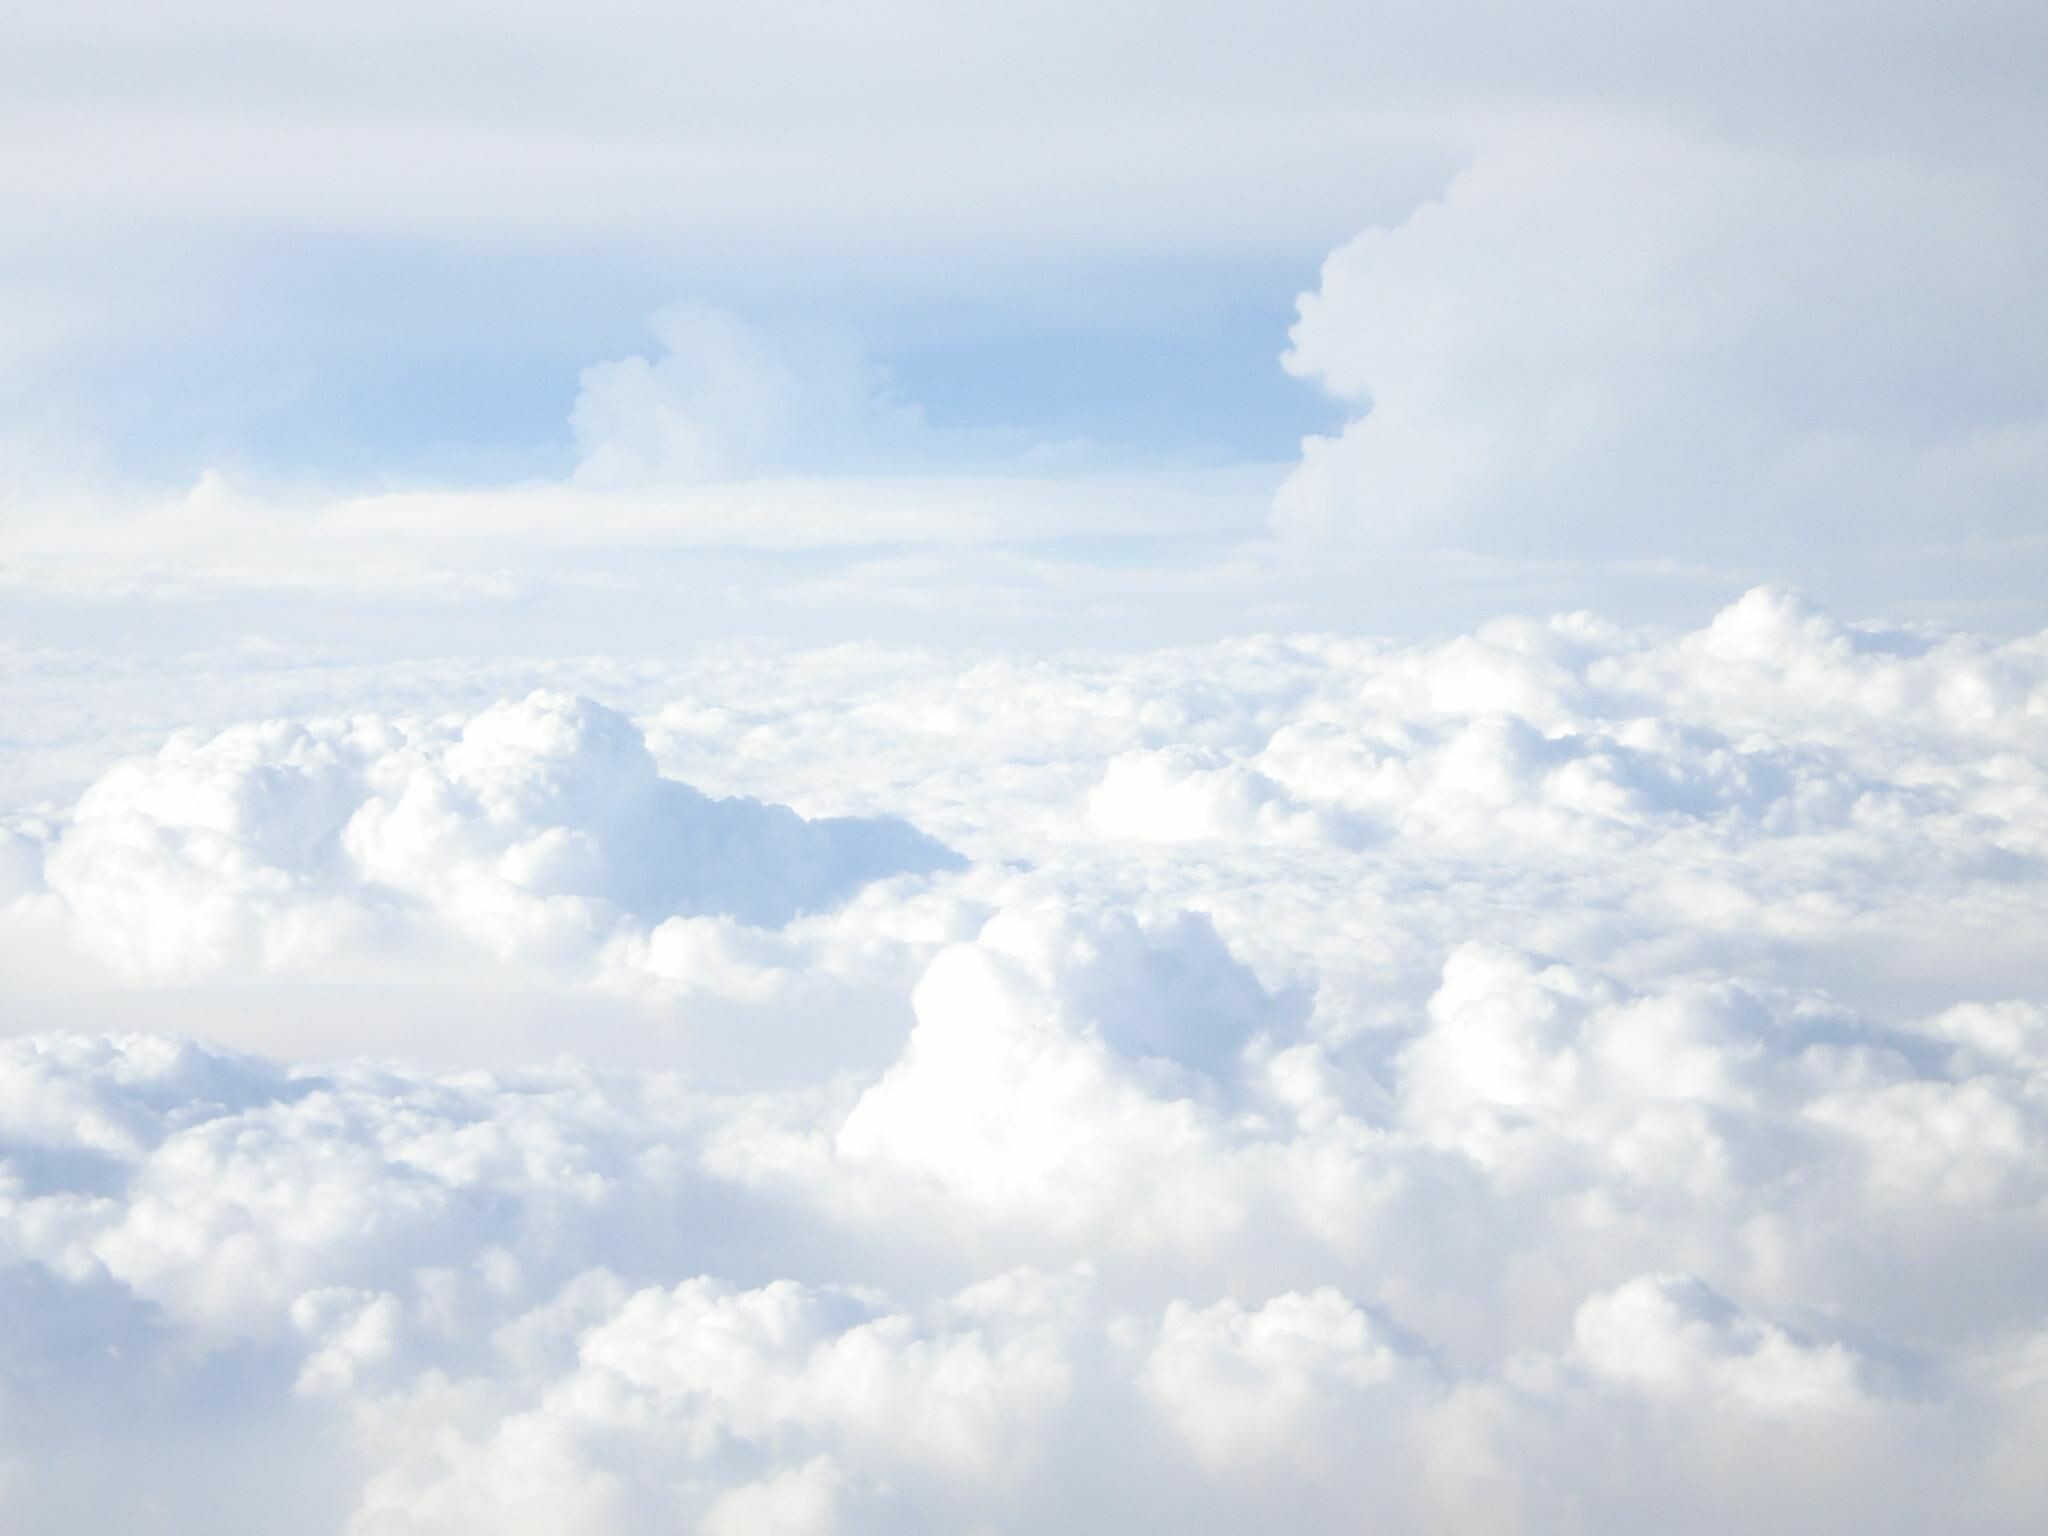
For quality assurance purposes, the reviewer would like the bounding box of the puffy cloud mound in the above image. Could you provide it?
[1274,116,2048,561]
[24,691,961,983]
[1571,1272,1866,1413]
[812,901,1300,1248]
[569,304,927,486]
[1142,1288,1410,1472]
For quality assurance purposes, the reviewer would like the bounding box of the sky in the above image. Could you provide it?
[6,0,2047,649]
[3,4,2048,1533]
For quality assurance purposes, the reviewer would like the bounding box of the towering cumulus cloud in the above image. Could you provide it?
[1274,117,2048,565]
[3,590,2046,1532]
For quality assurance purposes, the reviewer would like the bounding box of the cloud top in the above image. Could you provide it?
[3,588,2047,1531]
[31,691,961,982]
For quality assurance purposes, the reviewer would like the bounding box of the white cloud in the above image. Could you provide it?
[1087,746,1344,845]
[22,690,960,987]
[1275,116,2048,568]
[570,305,926,486]
[697,1458,843,1536]
[1142,1288,1409,1472]
[574,1271,1078,1477]
[1571,1272,1868,1414]
[819,904,1263,1249]
[2,588,2047,1530]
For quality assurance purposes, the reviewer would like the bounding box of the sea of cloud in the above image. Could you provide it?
[2,585,2045,1532]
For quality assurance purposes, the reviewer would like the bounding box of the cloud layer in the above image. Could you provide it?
[3,588,2047,1531]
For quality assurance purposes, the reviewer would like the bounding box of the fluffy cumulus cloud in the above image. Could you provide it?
[1274,115,2048,566]
[569,305,930,486]
[14,690,960,986]
[1141,1288,1409,1472]
[5,588,2048,1532]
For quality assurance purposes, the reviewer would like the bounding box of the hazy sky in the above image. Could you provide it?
[4,0,2045,648]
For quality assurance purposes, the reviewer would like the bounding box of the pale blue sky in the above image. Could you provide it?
[16,234,1344,484]
[3,0,2044,645]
